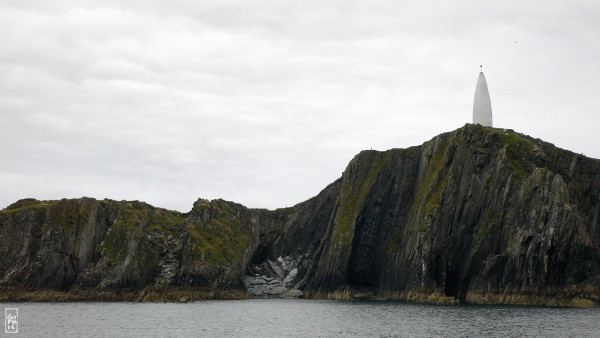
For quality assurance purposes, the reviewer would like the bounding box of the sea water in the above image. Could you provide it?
[2,299,599,337]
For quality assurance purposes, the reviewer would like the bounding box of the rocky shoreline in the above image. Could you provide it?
[4,285,598,308]
[304,287,600,307]
[0,286,249,302]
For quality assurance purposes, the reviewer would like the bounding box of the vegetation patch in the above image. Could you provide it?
[388,142,451,250]
[51,199,89,233]
[389,228,403,251]
[1,199,59,216]
[332,151,391,250]
[423,174,450,217]
[415,143,452,231]
[497,129,535,178]
[100,202,145,263]
[479,211,500,237]
[147,209,185,234]
[186,201,251,266]
[414,143,451,214]
[485,175,494,190]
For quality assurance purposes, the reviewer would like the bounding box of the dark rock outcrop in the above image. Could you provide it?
[2,124,599,306]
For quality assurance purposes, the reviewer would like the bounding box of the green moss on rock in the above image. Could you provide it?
[100,202,145,263]
[147,209,185,234]
[494,128,535,178]
[186,201,251,265]
[3,199,58,213]
[333,151,391,250]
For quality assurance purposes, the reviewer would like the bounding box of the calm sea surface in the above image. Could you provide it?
[2,299,599,337]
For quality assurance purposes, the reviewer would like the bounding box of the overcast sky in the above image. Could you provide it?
[2,1,599,212]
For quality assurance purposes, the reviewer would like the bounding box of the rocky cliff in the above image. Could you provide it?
[2,124,599,306]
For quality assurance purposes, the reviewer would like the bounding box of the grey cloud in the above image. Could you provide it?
[1,1,599,211]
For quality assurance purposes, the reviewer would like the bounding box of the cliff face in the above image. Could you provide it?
[301,125,600,306]
[2,124,599,305]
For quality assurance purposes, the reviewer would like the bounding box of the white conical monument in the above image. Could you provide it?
[473,65,493,127]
